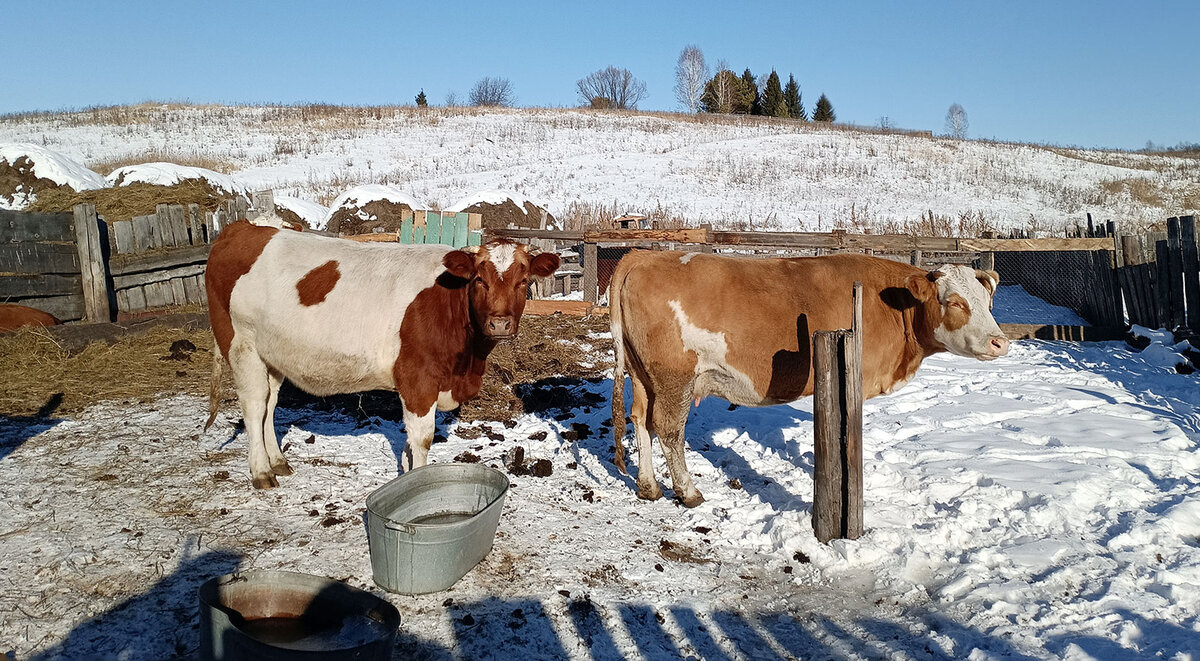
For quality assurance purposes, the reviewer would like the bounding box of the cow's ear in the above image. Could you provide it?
[906,270,943,302]
[443,250,476,279]
[529,252,561,278]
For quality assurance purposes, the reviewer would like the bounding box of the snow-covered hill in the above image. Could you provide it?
[2,105,1195,233]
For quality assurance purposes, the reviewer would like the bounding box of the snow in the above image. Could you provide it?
[324,184,422,227]
[0,142,106,209]
[274,195,330,230]
[3,330,1200,659]
[446,189,537,214]
[106,162,249,197]
[992,285,1091,325]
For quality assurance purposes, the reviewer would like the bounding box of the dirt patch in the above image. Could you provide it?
[273,204,310,230]
[328,199,414,236]
[0,155,77,209]
[457,199,553,230]
[26,179,240,223]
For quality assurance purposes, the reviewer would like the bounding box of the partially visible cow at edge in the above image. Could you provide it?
[0,303,60,333]
[610,251,1009,507]
[204,221,560,488]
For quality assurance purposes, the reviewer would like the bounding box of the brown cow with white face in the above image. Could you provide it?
[204,221,559,488]
[610,251,1008,507]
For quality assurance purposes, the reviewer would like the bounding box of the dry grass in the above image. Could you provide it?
[1101,177,1167,207]
[0,324,215,417]
[88,151,238,177]
[561,200,689,231]
[26,179,237,222]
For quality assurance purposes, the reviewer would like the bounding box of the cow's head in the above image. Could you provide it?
[907,264,1009,360]
[442,241,561,339]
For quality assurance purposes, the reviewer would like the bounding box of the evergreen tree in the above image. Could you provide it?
[415,89,428,107]
[812,93,835,122]
[738,69,758,114]
[701,69,743,114]
[762,70,786,118]
[784,74,805,120]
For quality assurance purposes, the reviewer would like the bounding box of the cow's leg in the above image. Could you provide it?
[654,380,703,507]
[629,370,663,501]
[262,368,293,477]
[400,400,437,472]
[228,346,276,489]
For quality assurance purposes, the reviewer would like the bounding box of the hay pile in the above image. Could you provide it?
[0,155,72,209]
[25,180,238,223]
[455,198,553,230]
[328,199,414,236]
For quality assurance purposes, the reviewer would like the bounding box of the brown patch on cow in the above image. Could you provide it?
[204,221,279,358]
[296,260,341,306]
[0,304,60,333]
[943,293,971,331]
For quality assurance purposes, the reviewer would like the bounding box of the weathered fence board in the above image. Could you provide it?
[109,244,211,276]
[0,210,75,243]
[0,273,82,298]
[11,294,85,321]
[72,204,110,322]
[0,242,79,274]
[112,262,206,290]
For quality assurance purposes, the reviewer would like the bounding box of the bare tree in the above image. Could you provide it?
[444,91,459,107]
[701,60,736,114]
[673,45,708,113]
[576,66,647,110]
[945,103,968,139]
[469,77,515,107]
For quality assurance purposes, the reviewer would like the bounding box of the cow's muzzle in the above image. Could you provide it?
[485,316,516,338]
[976,334,1010,360]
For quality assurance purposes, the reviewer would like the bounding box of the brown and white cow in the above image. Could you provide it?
[610,251,1008,507]
[0,303,60,333]
[204,221,559,488]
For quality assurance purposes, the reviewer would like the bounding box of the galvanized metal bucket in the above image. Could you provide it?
[366,462,510,595]
[198,570,399,661]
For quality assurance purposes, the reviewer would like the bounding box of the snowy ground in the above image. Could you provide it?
[2,326,1199,660]
[2,106,1196,231]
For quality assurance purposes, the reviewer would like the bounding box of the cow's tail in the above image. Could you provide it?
[609,256,634,475]
[204,349,224,432]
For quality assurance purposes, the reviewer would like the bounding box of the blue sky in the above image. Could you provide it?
[3,0,1196,150]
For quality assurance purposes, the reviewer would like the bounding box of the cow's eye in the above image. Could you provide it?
[474,276,488,289]
[518,278,528,287]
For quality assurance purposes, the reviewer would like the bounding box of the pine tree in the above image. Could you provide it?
[415,89,428,107]
[763,70,786,118]
[784,74,805,121]
[738,69,758,114]
[812,93,835,122]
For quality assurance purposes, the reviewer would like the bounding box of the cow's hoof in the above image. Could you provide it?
[678,492,705,508]
[271,459,294,476]
[252,474,279,489]
[636,483,664,501]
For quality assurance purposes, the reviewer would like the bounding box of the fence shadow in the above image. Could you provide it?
[0,393,64,463]
[30,547,241,660]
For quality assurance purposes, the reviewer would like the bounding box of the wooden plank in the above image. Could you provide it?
[125,285,147,312]
[155,204,177,248]
[1168,218,1185,330]
[111,220,136,255]
[812,330,843,544]
[115,289,130,314]
[73,204,111,323]
[182,274,202,304]
[399,210,414,244]
[343,233,399,243]
[252,190,275,216]
[424,211,443,244]
[999,323,1126,341]
[582,242,599,303]
[1121,235,1141,266]
[584,228,709,244]
[522,300,600,316]
[112,262,207,290]
[1181,216,1200,332]
[188,204,203,245]
[957,238,1115,252]
[0,273,82,298]
[452,212,470,248]
[169,277,187,305]
[0,210,74,242]
[144,280,171,308]
[108,244,210,277]
[844,282,864,539]
[1156,240,1171,329]
[7,293,85,321]
[484,228,584,242]
[0,242,79,274]
[412,210,426,244]
[168,205,190,247]
[196,275,208,304]
[132,214,156,252]
[468,213,482,231]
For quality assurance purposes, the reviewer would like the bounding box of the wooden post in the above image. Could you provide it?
[979,251,995,273]
[582,242,599,303]
[812,282,864,543]
[72,204,112,323]
[1182,216,1200,332]
[1168,218,1185,330]
[1121,235,1140,267]
[910,250,922,267]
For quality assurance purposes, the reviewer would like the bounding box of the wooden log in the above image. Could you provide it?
[1180,216,1200,332]
[72,204,111,323]
[108,244,210,277]
[156,204,177,248]
[168,205,190,247]
[0,242,79,275]
[112,262,207,290]
[0,210,75,242]
[132,214,157,252]
[583,242,599,303]
[112,220,136,255]
[0,273,82,298]
[844,282,864,539]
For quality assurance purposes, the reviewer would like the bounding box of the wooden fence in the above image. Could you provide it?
[0,206,106,322]
[345,210,483,248]
[1116,215,1199,331]
[107,203,224,313]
